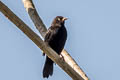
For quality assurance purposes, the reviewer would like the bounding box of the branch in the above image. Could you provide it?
[22,0,89,80]
[0,1,84,80]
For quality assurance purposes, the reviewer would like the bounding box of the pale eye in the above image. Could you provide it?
[57,18,60,21]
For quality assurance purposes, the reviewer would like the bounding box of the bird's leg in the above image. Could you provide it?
[60,54,65,61]
[43,53,45,56]
[42,51,45,56]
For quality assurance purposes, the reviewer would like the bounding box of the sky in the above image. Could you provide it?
[0,0,120,80]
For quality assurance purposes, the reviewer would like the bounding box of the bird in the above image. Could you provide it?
[42,16,67,78]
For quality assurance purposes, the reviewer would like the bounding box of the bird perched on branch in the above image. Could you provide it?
[43,16,67,78]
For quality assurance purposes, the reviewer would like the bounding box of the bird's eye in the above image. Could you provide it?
[57,18,60,21]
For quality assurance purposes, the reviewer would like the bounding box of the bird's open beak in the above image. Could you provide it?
[62,17,68,21]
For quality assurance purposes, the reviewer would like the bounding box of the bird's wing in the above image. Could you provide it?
[43,28,56,56]
[44,29,53,43]
[44,28,58,43]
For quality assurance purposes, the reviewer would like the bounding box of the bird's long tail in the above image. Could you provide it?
[43,56,53,78]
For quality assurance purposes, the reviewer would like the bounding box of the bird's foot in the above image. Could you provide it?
[60,54,65,61]
[42,53,45,56]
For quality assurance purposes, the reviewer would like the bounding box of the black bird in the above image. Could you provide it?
[43,16,67,78]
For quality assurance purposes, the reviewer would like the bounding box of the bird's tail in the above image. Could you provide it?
[43,56,53,78]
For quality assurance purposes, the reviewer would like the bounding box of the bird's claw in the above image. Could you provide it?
[60,54,65,61]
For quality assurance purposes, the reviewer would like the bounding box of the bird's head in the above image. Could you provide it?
[52,16,67,27]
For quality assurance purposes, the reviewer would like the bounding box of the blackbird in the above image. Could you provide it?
[43,16,67,78]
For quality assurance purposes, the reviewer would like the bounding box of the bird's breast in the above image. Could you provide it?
[49,27,67,54]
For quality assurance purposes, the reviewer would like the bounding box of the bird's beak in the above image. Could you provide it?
[62,17,68,21]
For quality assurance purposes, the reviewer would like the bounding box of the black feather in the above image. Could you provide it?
[43,16,67,78]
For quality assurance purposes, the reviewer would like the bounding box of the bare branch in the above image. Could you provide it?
[23,0,47,38]
[0,1,84,80]
[22,0,89,80]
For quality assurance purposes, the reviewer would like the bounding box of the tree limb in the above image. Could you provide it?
[22,0,89,80]
[0,1,89,80]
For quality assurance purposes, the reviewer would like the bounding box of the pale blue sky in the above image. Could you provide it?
[0,0,120,80]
